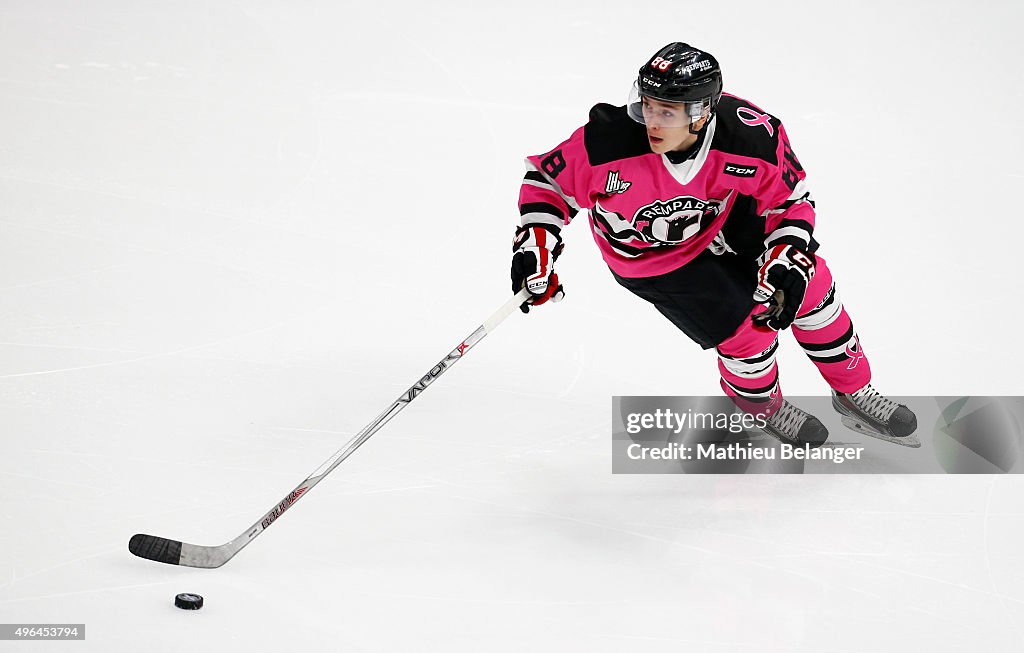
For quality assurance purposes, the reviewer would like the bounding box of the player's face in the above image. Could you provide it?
[641,98,705,154]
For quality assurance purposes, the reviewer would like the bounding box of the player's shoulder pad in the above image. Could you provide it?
[712,94,783,166]
[583,103,651,167]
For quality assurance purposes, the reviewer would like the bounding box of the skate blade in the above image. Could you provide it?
[840,416,921,448]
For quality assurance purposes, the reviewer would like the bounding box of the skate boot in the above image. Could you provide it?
[760,400,829,448]
[832,384,919,448]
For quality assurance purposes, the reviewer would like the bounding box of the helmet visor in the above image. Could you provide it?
[627,82,711,129]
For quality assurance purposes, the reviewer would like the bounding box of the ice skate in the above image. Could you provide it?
[832,384,919,448]
[759,400,829,448]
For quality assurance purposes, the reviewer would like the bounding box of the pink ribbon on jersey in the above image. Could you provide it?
[736,107,775,137]
[846,339,864,370]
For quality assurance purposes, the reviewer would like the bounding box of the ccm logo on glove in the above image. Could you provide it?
[511,224,565,313]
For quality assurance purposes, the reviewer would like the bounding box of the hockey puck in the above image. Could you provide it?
[174,593,204,610]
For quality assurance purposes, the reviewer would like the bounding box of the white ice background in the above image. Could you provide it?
[2,1,1024,651]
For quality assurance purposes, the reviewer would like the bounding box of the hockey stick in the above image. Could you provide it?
[129,288,532,568]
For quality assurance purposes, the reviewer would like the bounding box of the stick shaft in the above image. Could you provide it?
[130,289,531,568]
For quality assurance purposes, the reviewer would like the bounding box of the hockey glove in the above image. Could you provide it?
[752,244,815,331]
[511,224,565,314]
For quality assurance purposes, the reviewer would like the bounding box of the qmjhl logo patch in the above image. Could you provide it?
[604,170,631,195]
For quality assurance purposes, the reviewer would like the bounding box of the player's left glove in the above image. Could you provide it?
[511,224,565,313]
[752,244,815,331]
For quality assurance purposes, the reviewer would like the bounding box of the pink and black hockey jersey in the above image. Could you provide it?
[518,93,817,279]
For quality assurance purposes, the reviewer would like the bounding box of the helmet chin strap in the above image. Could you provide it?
[688,109,714,135]
[666,117,712,163]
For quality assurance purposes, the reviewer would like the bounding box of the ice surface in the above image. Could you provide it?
[2,1,1024,651]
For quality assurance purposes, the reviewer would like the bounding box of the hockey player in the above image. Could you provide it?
[511,42,917,447]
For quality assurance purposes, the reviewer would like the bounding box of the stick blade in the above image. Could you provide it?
[129,533,182,565]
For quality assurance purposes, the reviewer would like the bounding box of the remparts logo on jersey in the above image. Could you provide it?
[633,196,716,244]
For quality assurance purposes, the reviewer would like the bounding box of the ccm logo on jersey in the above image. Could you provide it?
[723,163,758,178]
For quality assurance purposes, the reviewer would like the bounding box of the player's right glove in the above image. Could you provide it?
[752,244,815,331]
[511,224,565,314]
